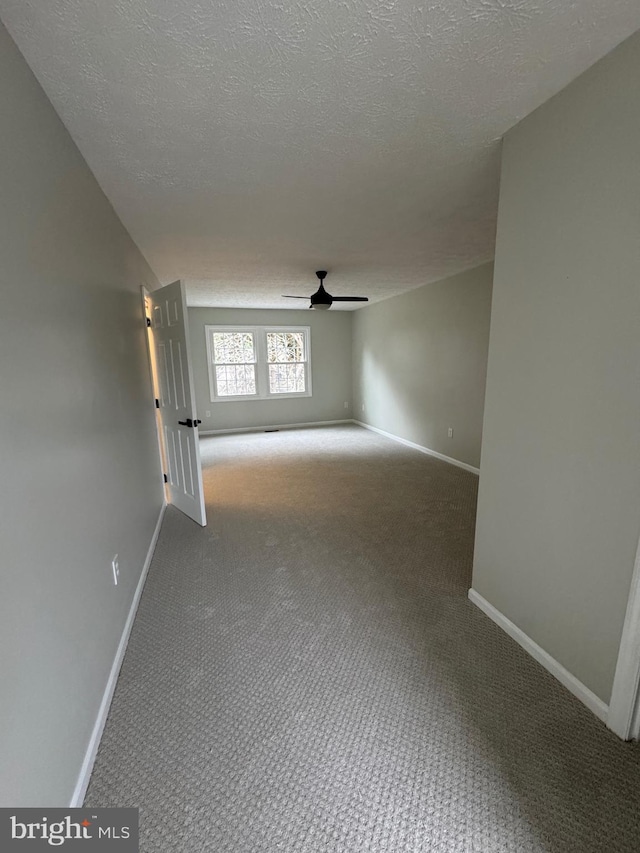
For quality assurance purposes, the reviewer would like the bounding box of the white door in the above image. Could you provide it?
[149,280,206,526]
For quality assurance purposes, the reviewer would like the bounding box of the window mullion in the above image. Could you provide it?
[256,328,268,398]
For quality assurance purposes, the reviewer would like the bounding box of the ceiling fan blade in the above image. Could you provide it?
[330,296,369,302]
[282,295,310,298]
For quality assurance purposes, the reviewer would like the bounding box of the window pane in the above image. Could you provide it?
[268,363,306,394]
[213,332,255,364]
[215,364,256,396]
[267,332,305,363]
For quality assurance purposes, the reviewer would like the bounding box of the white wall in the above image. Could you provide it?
[0,21,164,805]
[472,31,640,704]
[352,264,493,469]
[189,307,352,432]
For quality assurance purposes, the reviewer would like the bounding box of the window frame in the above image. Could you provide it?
[205,325,312,402]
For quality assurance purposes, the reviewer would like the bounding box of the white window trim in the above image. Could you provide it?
[205,325,312,402]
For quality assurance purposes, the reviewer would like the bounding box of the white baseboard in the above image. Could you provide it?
[200,419,351,436]
[468,588,609,723]
[70,502,167,807]
[352,420,480,475]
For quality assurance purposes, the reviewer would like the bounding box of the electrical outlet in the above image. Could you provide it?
[344,401,349,409]
[111,554,120,586]
[447,427,453,438]
[362,404,365,412]
[205,410,211,418]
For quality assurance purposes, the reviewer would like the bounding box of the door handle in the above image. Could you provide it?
[178,418,193,428]
[194,419,202,426]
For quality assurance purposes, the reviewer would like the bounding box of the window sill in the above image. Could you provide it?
[210,392,312,403]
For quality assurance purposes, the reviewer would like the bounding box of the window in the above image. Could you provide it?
[267,331,307,394]
[211,331,257,397]
[206,326,311,401]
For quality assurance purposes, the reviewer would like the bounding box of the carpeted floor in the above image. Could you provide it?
[86,425,640,852]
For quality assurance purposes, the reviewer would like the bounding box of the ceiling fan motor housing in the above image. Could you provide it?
[311,274,332,308]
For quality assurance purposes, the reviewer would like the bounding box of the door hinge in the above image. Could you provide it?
[155,398,160,408]
[163,473,168,483]
[146,317,152,327]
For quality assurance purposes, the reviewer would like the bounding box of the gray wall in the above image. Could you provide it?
[189,308,353,432]
[352,264,494,469]
[472,32,640,704]
[0,21,164,805]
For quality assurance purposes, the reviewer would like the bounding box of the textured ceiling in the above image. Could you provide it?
[2,1,639,309]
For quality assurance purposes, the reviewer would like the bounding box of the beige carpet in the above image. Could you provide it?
[86,425,640,852]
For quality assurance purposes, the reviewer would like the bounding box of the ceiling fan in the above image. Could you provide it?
[282,271,369,310]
